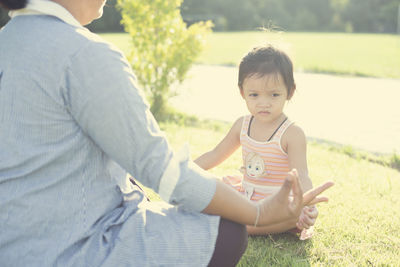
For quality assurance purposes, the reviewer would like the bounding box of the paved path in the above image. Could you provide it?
[170,65,400,155]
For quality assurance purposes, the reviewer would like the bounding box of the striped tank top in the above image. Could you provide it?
[223,115,294,201]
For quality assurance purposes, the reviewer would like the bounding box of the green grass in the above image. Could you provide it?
[154,121,400,266]
[100,32,400,78]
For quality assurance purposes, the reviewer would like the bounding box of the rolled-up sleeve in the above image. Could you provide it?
[61,38,216,212]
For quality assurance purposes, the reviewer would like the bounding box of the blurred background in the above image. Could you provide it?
[1,0,399,33]
[1,0,399,155]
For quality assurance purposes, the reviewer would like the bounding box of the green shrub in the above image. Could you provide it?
[117,0,212,120]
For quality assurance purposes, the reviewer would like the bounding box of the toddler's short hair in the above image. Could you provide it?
[238,45,295,97]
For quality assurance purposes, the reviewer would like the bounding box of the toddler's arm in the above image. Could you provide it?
[283,124,312,191]
[194,117,242,170]
[283,124,319,234]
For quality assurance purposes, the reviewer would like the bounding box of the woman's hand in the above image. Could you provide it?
[257,169,333,227]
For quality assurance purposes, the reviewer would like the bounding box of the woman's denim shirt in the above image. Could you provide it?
[0,15,219,266]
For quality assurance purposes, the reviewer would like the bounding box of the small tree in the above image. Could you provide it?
[117,0,212,120]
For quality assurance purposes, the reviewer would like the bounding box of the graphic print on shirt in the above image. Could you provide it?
[242,152,266,178]
[240,152,266,199]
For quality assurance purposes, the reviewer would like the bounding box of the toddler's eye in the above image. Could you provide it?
[248,165,252,169]
[249,93,258,97]
[272,93,280,97]
[256,167,259,171]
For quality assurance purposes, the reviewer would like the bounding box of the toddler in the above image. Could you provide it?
[195,45,316,239]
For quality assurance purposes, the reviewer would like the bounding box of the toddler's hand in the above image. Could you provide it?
[296,206,318,240]
[296,206,318,230]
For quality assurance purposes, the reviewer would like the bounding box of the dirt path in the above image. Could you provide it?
[170,65,400,154]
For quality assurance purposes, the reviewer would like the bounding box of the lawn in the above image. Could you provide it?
[155,121,400,266]
[100,31,400,79]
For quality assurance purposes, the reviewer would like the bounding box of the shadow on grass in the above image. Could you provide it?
[308,137,400,172]
[300,67,377,78]
[238,233,313,267]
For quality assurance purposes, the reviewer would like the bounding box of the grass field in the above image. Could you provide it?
[100,32,400,78]
[156,121,400,266]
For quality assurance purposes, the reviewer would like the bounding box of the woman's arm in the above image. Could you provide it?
[194,117,242,170]
[65,41,220,212]
[203,170,333,227]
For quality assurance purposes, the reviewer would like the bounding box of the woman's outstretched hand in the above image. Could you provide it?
[257,169,334,227]
[202,169,333,228]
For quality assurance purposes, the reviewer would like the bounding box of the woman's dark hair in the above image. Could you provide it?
[238,45,296,97]
[0,0,28,10]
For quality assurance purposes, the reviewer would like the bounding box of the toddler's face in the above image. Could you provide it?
[241,73,288,124]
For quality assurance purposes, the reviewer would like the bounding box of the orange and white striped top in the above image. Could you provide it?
[223,115,293,201]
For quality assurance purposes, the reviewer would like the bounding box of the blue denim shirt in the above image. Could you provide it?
[0,15,219,266]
